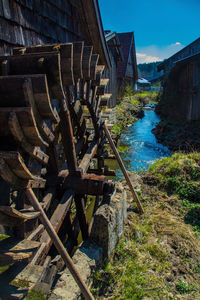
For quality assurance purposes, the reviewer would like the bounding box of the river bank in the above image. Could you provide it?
[92,95,200,299]
[111,89,159,144]
[152,119,200,152]
[92,153,200,299]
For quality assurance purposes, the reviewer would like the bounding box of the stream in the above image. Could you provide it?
[106,104,172,179]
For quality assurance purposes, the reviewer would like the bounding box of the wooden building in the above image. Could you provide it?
[0,0,111,68]
[158,37,200,77]
[104,31,123,108]
[137,78,151,91]
[158,37,200,121]
[117,32,138,92]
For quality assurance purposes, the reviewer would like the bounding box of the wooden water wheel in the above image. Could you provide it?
[0,42,115,293]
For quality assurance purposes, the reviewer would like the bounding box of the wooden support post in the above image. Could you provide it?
[74,194,89,241]
[103,124,144,214]
[59,98,78,173]
[25,188,94,300]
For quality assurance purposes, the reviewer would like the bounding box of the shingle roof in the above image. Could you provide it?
[117,32,135,79]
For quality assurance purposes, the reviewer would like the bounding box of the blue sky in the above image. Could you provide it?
[99,0,200,63]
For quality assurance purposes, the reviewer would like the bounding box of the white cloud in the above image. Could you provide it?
[136,43,185,64]
[136,53,162,64]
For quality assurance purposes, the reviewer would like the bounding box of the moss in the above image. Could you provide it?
[0,264,11,275]
[11,279,30,288]
[24,290,46,300]
[0,234,8,241]
[0,235,11,275]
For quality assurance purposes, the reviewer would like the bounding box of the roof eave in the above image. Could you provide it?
[77,0,111,69]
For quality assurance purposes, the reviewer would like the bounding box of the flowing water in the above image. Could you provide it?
[107,104,172,179]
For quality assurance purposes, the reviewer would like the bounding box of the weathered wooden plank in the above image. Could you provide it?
[31,74,60,123]
[0,107,49,148]
[27,224,44,241]
[68,100,86,137]
[0,237,40,266]
[73,41,84,79]
[14,44,74,87]
[82,46,93,80]
[39,189,74,260]
[9,111,49,164]
[79,137,101,173]
[90,54,99,80]
[96,85,106,96]
[23,79,55,143]
[0,206,40,220]
[0,53,64,100]
[100,78,109,86]
[99,97,110,106]
[0,157,46,189]
[92,65,105,86]
[41,187,57,212]
[59,97,78,172]
[0,151,35,180]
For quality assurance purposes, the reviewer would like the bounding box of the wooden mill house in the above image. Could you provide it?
[158,37,200,121]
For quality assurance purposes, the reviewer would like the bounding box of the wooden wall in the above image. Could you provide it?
[103,54,118,108]
[0,0,82,55]
[160,38,200,77]
[159,61,200,121]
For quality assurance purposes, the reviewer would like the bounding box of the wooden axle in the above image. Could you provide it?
[63,173,114,196]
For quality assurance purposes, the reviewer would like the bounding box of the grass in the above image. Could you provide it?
[92,152,200,299]
[176,281,198,294]
[134,90,159,102]
[145,152,200,233]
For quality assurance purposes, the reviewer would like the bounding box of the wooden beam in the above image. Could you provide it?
[0,237,40,267]
[79,137,101,173]
[103,124,144,214]
[25,188,94,300]
[40,189,74,256]
[74,195,89,241]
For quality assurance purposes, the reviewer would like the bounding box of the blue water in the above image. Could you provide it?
[117,104,171,175]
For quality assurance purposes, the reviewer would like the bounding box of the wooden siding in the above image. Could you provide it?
[0,0,82,55]
[160,59,200,121]
[103,54,118,108]
[159,37,200,76]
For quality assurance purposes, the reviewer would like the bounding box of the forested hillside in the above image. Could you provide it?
[137,61,163,81]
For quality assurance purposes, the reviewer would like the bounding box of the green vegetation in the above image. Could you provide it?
[24,290,46,300]
[0,234,8,241]
[12,279,30,288]
[146,152,200,233]
[92,152,200,299]
[111,85,141,141]
[134,90,159,103]
[176,281,198,294]
[0,235,11,275]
